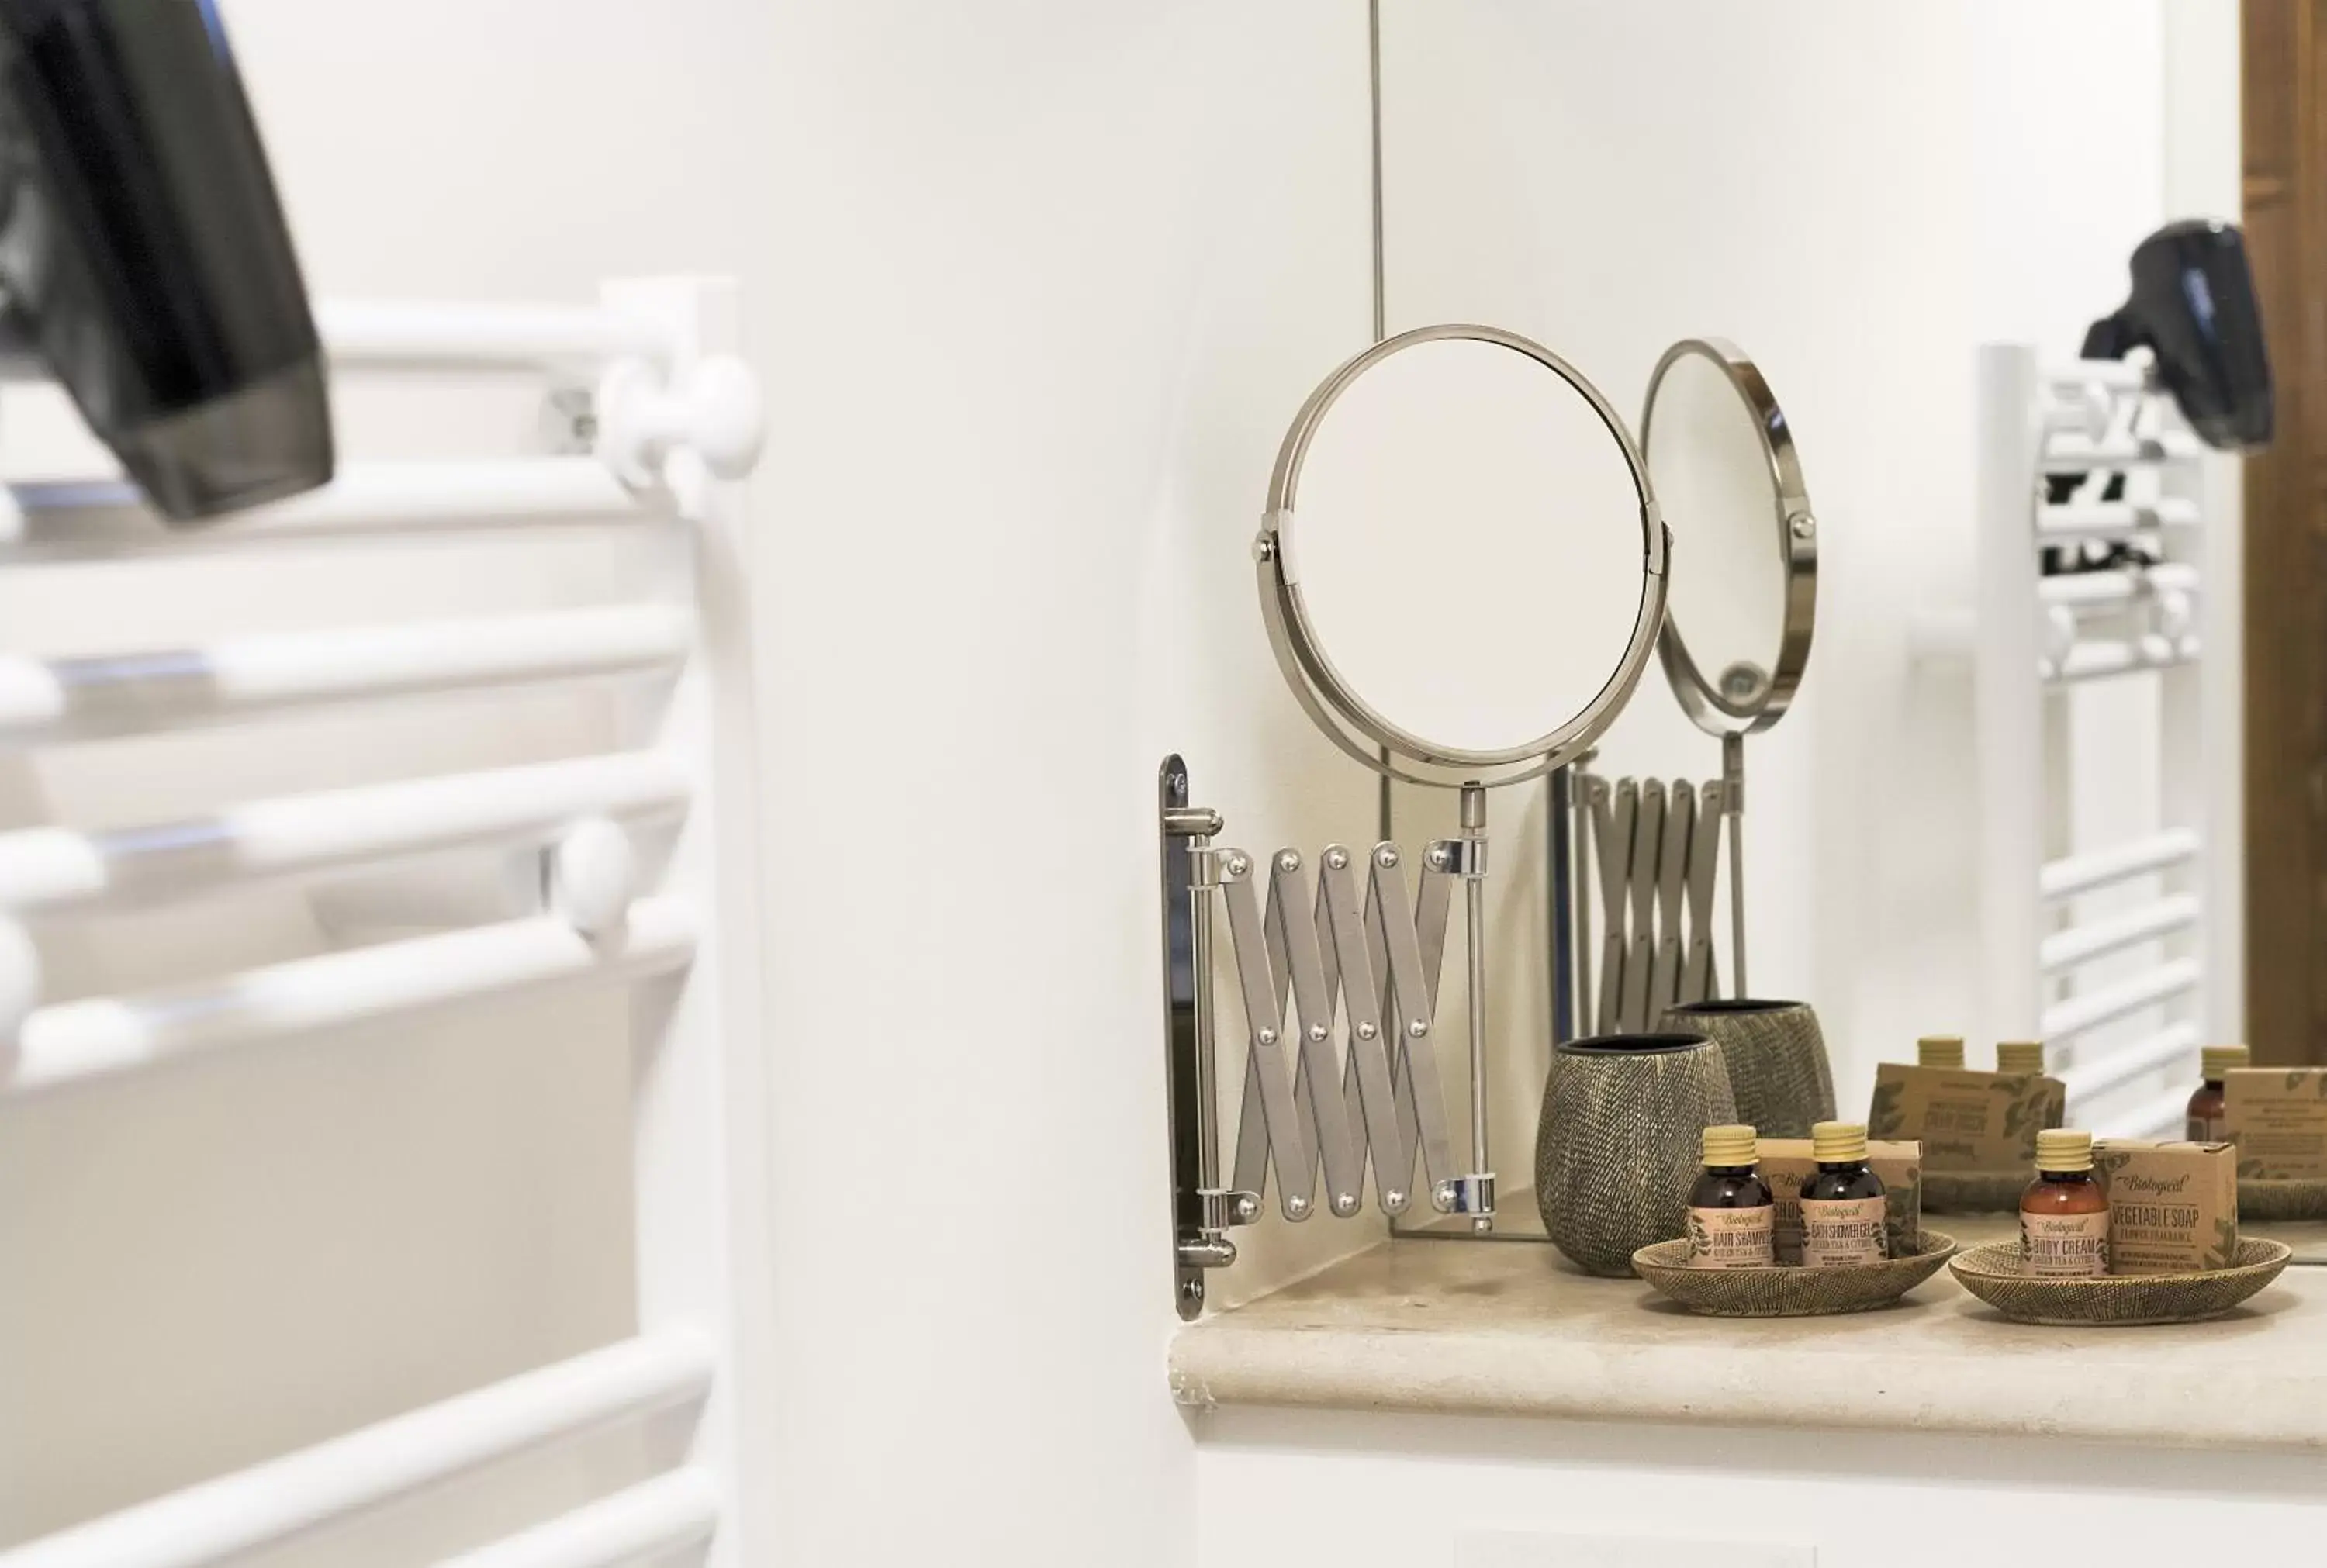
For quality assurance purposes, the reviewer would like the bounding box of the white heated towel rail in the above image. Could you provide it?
[0,278,770,1567]
[1916,344,2238,1135]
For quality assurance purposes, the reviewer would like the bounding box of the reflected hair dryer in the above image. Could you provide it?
[2082,218,2273,451]
[0,0,332,520]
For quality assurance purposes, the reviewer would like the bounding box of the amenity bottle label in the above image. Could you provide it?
[2021,1211,2110,1276]
[1799,1197,1887,1267]
[1686,1206,1775,1269]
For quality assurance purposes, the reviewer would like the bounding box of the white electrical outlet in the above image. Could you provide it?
[1457,1528,1815,1568]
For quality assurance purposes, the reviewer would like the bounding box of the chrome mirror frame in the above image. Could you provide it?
[1255,322,1672,791]
[1642,336,1817,738]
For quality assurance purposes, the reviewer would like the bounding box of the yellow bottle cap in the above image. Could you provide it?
[2035,1128,2094,1173]
[1996,1041,2045,1075]
[1812,1121,1869,1162]
[2201,1044,2251,1080]
[1917,1035,1966,1069]
[1701,1124,1758,1167]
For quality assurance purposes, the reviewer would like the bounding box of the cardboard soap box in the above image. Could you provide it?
[2223,1068,2327,1178]
[2092,1140,2238,1273]
[1865,1064,2064,1172]
[1758,1138,1922,1264]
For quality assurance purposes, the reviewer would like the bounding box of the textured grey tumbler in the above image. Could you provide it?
[1535,1033,1739,1276]
[1657,1000,1836,1140]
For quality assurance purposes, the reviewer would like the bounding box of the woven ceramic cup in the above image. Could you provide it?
[1656,999,1835,1140]
[1535,1033,1739,1276]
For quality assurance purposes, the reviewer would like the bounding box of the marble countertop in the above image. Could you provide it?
[1169,1215,2327,1451]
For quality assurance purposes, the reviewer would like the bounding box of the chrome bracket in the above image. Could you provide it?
[1160,757,1238,1319]
[1425,837,1487,878]
[1441,1171,1496,1216]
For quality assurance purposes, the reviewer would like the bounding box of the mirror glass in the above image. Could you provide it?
[1291,337,1647,756]
[1646,351,1789,717]
[1357,14,2315,1267]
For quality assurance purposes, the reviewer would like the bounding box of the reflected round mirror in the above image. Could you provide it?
[1642,338,1815,736]
[1260,324,1669,789]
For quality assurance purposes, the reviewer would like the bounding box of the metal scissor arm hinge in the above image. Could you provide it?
[1212,834,1470,1227]
[1572,758,1738,1034]
[1159,755,1503,1316]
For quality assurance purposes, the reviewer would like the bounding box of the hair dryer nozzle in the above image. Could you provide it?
[0,0,333,521]
[2083,219,2273,451]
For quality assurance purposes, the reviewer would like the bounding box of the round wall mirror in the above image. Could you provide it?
[1259,324,1669,789]
[1641,338,1816,736]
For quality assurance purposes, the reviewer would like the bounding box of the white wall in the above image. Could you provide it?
[1371,0,1977,1169]
[2,0,1395,1561]
[2,1,1405,1559]
[755,4,1399,1558]
[1962,0,2249,1117]
[1969,2,2183,1126]
[1357,0,2231,1136]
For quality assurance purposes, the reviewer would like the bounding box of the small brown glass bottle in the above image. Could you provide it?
[1686,1124,1774,1269]
[1997,1040,2045,1076]
[2021,1128,2109,1277]
[1917,1035,1966,1069]
[2187,1044,2249,1141]
[1800,1121,1888,1267]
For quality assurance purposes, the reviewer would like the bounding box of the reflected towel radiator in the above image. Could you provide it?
[0,278,771,1568]
[1914,343,2236,1134]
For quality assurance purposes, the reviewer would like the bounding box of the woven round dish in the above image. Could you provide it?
[1631,1231,1959,1318]
[1922,1170,2028,1214]
[2239,1178,2327,1224]
[1949,1237,2293,1326]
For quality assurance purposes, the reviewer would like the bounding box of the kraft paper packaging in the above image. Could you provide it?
[1757,1138,1923,1265]
[2092,1140,2239,1273]
[1865,1064,2065,1172]
[2223,1068,2327,1178]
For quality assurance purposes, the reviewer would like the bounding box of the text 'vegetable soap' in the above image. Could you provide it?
[2092,1140,2238,1273]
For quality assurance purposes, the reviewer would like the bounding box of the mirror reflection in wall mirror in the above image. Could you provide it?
[1572,337,1816,1009]
[1642,337,1814,736]
[1264,326,1667,786]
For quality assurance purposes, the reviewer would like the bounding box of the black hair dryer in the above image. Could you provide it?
[2083,218,2273,451]
[0,0,334,520]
